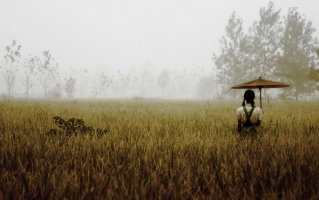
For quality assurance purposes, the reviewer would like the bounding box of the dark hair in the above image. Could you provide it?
[242,90,255,107]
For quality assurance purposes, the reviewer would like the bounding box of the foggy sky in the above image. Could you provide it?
[1,0,319,75]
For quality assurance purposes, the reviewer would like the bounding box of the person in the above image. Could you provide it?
[236,90,263,137]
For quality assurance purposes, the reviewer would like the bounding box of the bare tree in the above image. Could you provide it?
[137,69,154,98]
[157,69,170,98]
[2,40,21,98]
[100,73,113,98]
[91,80,99,99]
[64,77,76,98]
[22,55,36,98]
[48,83,62,99]
[116,70,131,98]
[197,75,219,99]
[77,68,89,98]
[36,51,59,98]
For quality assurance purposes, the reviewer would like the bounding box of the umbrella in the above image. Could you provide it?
[231,77,289,108]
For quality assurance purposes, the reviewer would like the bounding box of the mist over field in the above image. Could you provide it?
[0,0,318,100]
[2,1,319,199]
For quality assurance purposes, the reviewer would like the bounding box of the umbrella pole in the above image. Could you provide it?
[259,87,262,109]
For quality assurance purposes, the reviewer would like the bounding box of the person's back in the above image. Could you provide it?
[237,90,263,136]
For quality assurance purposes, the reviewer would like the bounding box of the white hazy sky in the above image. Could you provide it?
[1,0,318,74]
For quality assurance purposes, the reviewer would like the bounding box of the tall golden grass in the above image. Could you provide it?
[0,99,319,199]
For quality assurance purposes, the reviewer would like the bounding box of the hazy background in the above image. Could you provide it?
[0,0,318,99]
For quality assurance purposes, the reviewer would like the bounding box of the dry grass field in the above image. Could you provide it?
[1,99,319,199]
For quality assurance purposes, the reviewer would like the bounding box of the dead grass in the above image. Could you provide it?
[0,99,319,199]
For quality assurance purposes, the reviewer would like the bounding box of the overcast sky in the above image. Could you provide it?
[1,0,318,74]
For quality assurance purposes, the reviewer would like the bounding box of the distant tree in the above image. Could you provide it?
[276,7,319,100]
[2,40,21,98]
[168,69,179,99]
[100,73,113,97]
[138,69,157,98]
[64,77,76,98]
[116,70,131,97]
[197,75,219,99]
[173,69,188,98]
[157,69,170,98]
[48,83,62,99]
[213,12,251,99]
[76,68,89,98]
[139,61,154,97]
[175,67,202,99]
[36,51,59,98]
[308,66,319,91]
[131,75,139,97]
[22,55,37,98]
[91,80,99,99]
[139,70,149,96]
[313,48,319,90]
[249,2,283,99]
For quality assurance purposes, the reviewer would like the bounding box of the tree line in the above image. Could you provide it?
[213,2,319,100]
[2,2,319,100]
[1,41,71,99]
[0,43,213,99]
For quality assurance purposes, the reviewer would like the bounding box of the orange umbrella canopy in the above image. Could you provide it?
[231,77,289,89]
[231,77,289,108]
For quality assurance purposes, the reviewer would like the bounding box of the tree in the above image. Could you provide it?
[197,75,220,99]
[76,68,89,98]
[249,2,282,77]
[276,7,319,100]
[139,70,150,97]
[100,73,112,98]
[36,51,59,98]
[249,2,283,99]
[22,55,37,98]
[2,40,21,98]
[213,12,251,99]
[175,67,203,99]
[157,69,170,98]
[138,60,155,98]
[312,49,319,90]
[308,66,319,91]
[48,83,62,99]
[173,68,189,98]
[91,80,99,99]
[116,70,131,98]
[64,77,76,98]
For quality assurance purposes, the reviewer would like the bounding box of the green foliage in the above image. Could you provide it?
[249,1,283,80]
[1,100,319,199]
[276,7,319,100]
[308,65,319,91]
[214,2,319,100]
[213,12,250,99]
